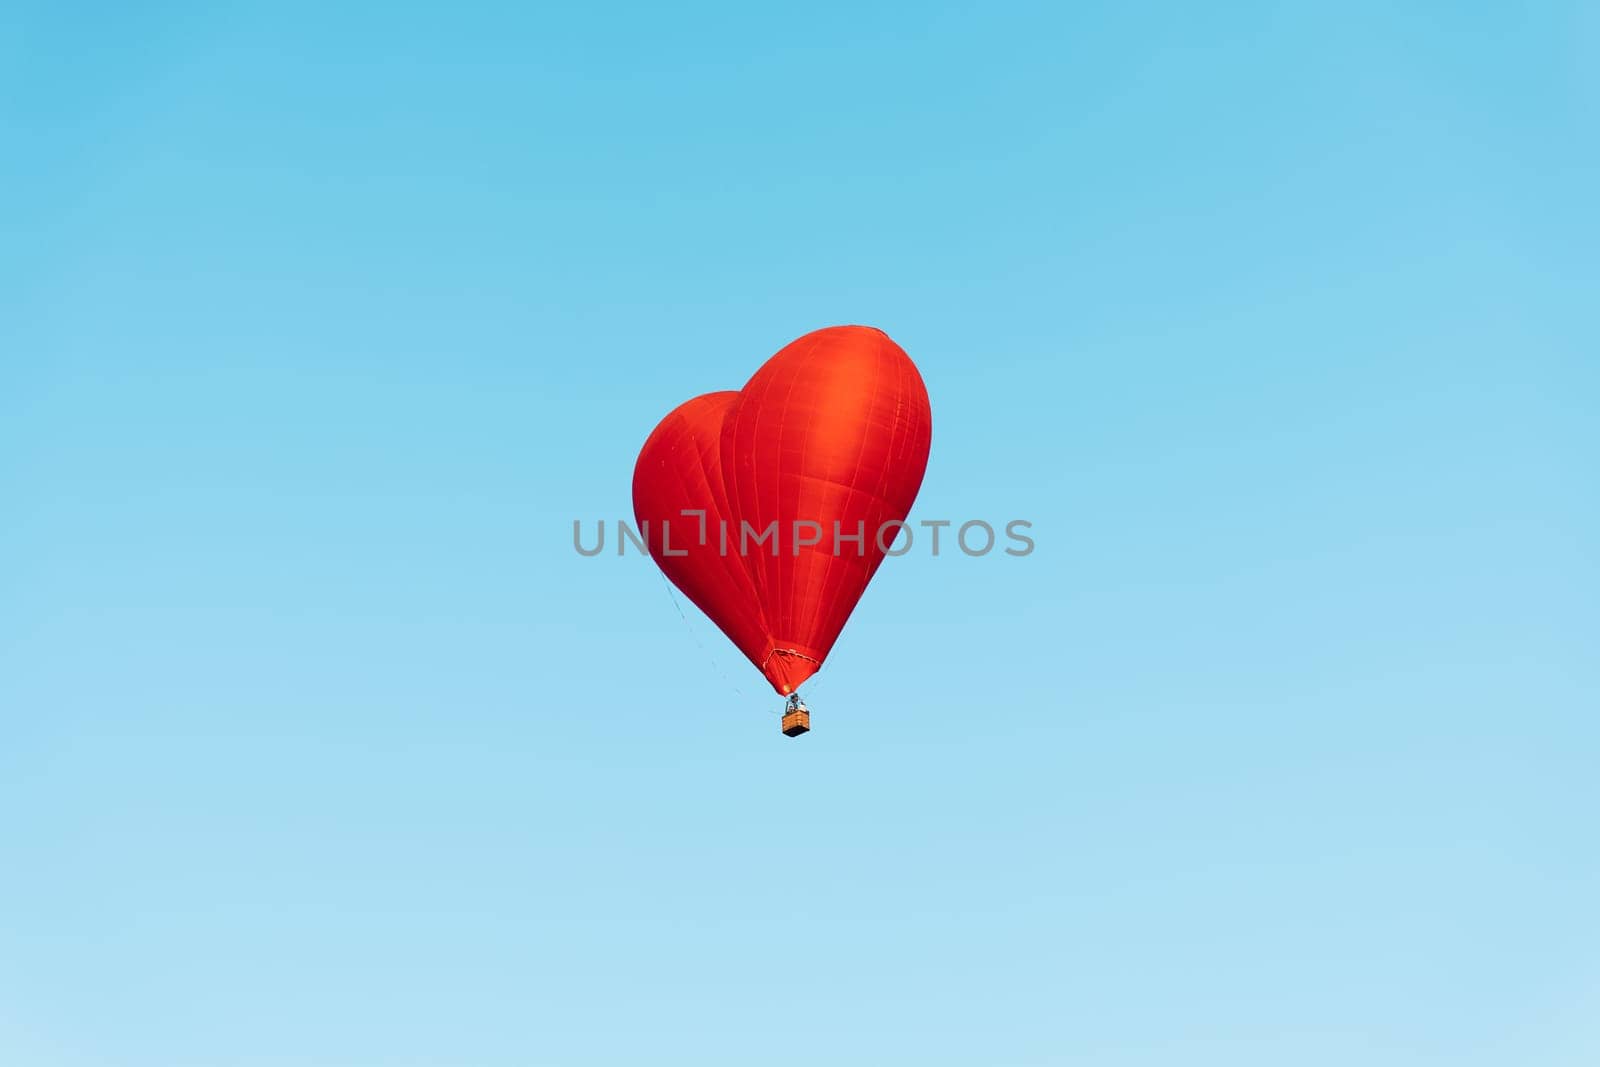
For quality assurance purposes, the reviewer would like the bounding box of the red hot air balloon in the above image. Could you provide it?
[632,325,933,736]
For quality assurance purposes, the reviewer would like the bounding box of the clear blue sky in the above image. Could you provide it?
[4,3,1596,1064]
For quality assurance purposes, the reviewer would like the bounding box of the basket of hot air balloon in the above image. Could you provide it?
[781,695,811,737]
[633,325,932,737]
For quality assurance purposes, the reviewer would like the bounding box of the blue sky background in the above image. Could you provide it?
[4,3,1596,1064]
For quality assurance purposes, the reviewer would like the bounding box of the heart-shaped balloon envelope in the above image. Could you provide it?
[632,325,932,696]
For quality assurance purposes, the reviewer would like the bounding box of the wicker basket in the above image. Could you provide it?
[781,707,811,737]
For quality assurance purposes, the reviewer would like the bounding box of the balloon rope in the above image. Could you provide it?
[655,571,780,717]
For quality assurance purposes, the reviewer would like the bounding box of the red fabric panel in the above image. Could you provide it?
[631,391,771,670]
[721,326,932,693]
